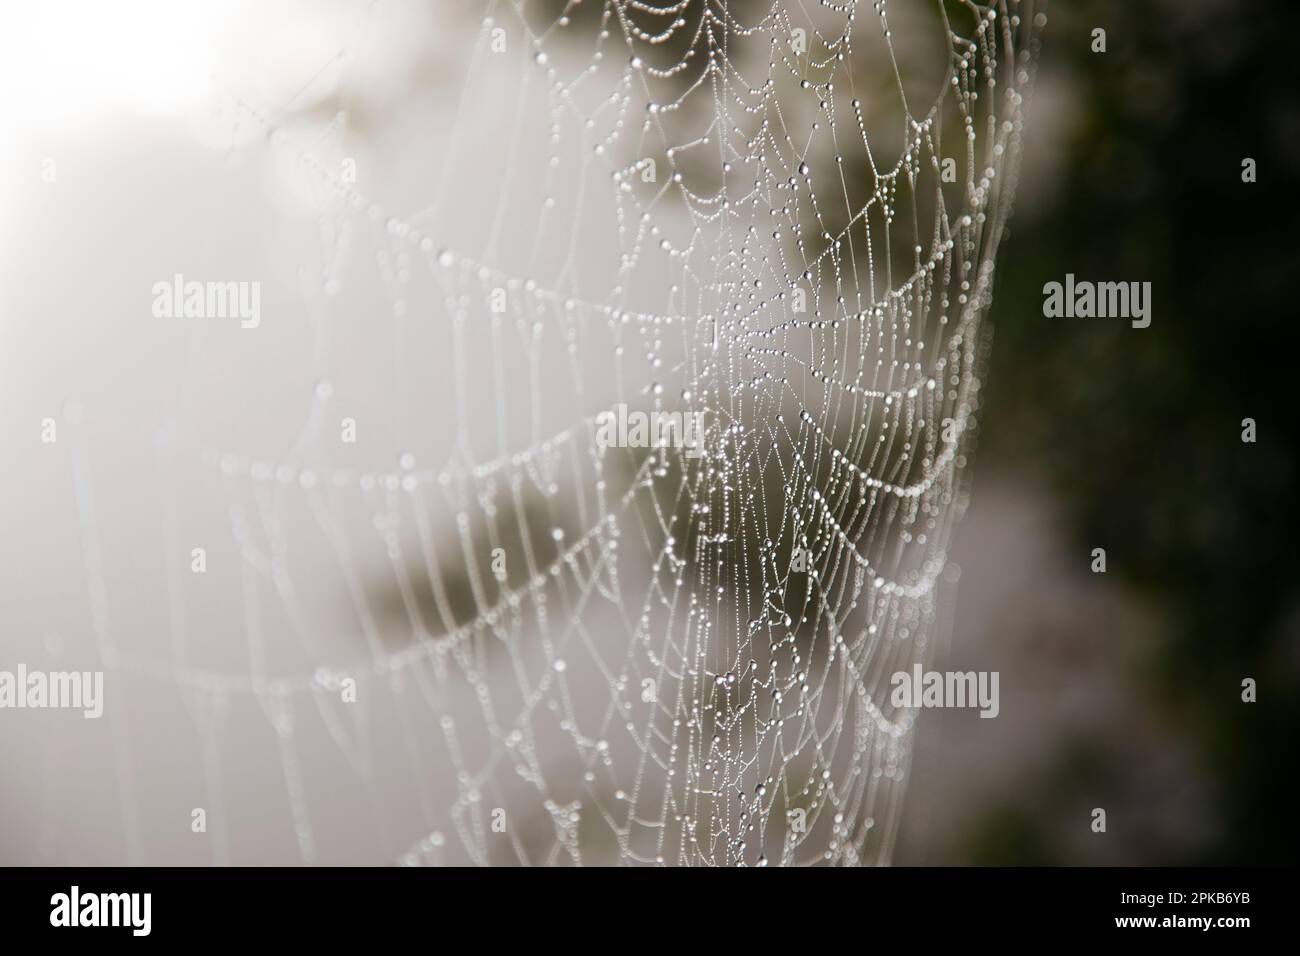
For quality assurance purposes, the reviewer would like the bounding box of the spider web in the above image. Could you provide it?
[53,0,1041,866]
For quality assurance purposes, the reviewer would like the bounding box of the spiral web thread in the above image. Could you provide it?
[64,0,1041,866]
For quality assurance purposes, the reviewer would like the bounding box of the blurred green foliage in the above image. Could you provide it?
[976,0,1299,863]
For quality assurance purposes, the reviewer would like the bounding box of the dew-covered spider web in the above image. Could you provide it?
[46,0,1041,866]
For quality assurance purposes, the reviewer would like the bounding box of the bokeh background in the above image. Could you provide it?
[1,0,1295,865]
[899,0,1300,864]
